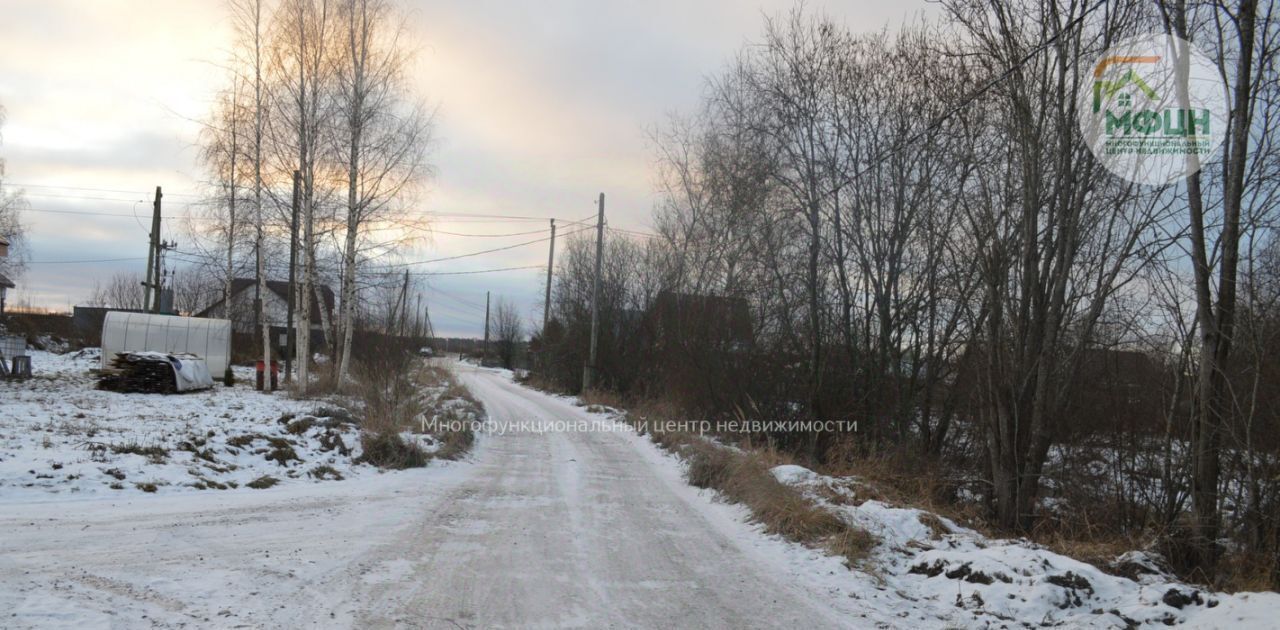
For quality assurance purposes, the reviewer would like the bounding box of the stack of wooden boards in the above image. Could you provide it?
[97,352,210,394]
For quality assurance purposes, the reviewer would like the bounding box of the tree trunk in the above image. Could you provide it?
[1170,0,1258,572]
[338,1,366,383]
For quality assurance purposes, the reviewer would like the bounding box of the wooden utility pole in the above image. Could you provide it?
[143,186,162,312]
[483,290,491,365]
[423,302,434,345]
[415,294,423,338]
[153,239,176,313]
[583,193,604,390]
[285,170,300,383]
[398,269,410,336]
[543,218,555,333]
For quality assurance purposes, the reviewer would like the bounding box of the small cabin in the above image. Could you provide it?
[195,278,334,335]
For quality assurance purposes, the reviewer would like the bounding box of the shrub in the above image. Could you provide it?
[434,427,474,461]
[308,465,344,480]
[264,438,300,466]
[686,443,846,543]
[285,417,317,435]
[357,431,429,470]
[246,475,278,489]
[111,442,168,463]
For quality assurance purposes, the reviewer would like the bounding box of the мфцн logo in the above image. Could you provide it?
[1078,35,1227,185]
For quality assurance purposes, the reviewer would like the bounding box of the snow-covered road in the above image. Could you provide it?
[1,362,873,629]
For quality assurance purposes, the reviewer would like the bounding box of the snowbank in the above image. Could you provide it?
[771,462,1279,628]
[0,349,370,500]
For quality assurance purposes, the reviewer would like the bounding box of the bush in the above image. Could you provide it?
[685,441,847,544]
[246,475,279,489]
[111,442,168,464]
[665,433,876,566]
[357,431,429,470]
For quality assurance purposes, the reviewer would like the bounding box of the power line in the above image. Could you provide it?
[845,0,1108,183]
[18,204,603,229]
[607,226,661,239]
[430,227,549,238]
[419,264,545,276]
[428,286,486,312]
[2,182,205,198]
[19,207,215,221]
[21,192,149,203]
[27,256,147,264]
[377,224,595,270]
[425,211,596,237]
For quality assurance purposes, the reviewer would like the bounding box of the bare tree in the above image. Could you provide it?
[267,0,337,392]
[738,10,844,429]
[88,272,146,310]
[941,0,1163,531]
[0,104,28,283]
[492,297,523,370]
[195,77,252,324]
[1158,0,1277,571]
[227,0,273,374]
[332,0,434,382]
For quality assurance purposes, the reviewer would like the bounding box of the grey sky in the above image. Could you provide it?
[0,0,933,336]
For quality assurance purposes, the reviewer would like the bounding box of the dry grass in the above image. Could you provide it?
[641,424,877,567]
[519,383,885,567]
[917,512,950,540]
[433,426,474,461]
[517,371,573,395]
[824,448,988,535]
[110,442,168,464]
[353,358,479,470]
[683,440,848,544]
[1047,536,1137,572]
[827,525,879,566]
[420,366,481,462]
[357,431,429,469]
[285,417,317,435]
[1216,550,1278,592]
[308,464,344,481]
[577,388,628,409]
[246,475,279,489]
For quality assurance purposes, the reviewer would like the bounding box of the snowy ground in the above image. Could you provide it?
[1,359,1276,628]
[0,349,368,500]
[765,464,1279,628]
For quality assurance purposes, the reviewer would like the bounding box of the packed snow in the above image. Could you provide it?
[1,357,1276,628]
[763,461,1280,628]
[0,349,372,500]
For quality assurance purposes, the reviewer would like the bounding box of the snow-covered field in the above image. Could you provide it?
[1,358,1276,628]
[0,349,371,500]
[765,463,1279,628]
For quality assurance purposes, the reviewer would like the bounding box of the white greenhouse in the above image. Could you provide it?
[100,312,232,376]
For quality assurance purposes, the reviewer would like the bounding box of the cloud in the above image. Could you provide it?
[2,0,934,335]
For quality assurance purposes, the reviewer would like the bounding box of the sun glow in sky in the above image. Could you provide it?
[0,0,930,336]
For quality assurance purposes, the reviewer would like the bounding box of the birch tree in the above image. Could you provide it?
[228,0,272,374]
[197,78,248,329]
[0,104,27,282]
[268,0,336,393]
[333,0,434,382]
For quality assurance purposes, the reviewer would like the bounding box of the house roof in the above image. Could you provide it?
[0,272,13,289]
[196,278,335,325]
[648,290,753,344]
